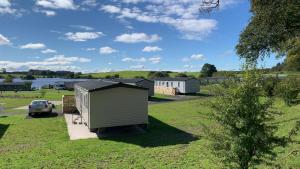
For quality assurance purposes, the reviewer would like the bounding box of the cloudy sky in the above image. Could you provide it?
[0,0,283,73]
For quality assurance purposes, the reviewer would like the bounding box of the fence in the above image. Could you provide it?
[154,86,177,96]
[62,95,76,113]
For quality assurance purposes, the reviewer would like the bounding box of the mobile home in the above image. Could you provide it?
[154,77,200,94]
[74,80,148,131]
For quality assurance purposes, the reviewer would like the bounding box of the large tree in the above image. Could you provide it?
[201,63,217,77]
[236,0,300,63]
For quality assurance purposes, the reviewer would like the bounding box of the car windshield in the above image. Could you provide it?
[32,101,47,105]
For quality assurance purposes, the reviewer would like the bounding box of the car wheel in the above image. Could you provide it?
[28,112,33,116]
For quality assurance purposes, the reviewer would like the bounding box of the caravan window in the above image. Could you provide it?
[171,82,173,87]
[166,82,169,87]
[178,82,180,87]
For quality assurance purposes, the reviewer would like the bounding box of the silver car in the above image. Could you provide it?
[28,100,54,116]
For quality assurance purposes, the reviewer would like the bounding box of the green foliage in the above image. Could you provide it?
[134,76,145,79]
[208,70,279,169]
[275,77,300,106]
[285,38,300,71]
[201,63,217,77]
[261,76,279,97]
[175,73,188,77]
[21,74,36,80]
[236,0,300,63]
[147,71,170,79]
[39,89,47,98]
[3,75,14,83]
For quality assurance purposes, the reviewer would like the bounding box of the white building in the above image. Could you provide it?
[154,77,200,94]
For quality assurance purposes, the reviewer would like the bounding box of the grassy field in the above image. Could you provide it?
[0,96,299,168]
[0,90,73,114]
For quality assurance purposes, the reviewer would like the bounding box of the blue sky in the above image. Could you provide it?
[0,0,283,73]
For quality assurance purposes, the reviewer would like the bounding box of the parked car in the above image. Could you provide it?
[28,100,54,116]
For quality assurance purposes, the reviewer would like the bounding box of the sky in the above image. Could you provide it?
[0,0,284,73]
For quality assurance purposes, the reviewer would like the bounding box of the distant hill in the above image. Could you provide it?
[85,71,200,79]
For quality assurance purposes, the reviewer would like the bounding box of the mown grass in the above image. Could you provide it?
[0,97,299,168]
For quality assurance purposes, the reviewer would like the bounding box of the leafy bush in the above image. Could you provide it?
[261,76,279,97]
[208,70,279,168]
[147,71,169,79]
[175,73,188,77]
[275,77,300,105]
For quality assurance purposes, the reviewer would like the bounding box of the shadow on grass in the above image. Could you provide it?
[184,93,212,97]
[148,97,174,103]
[0,123,9,139]
[26,112,62,119]
[99,116,199,147]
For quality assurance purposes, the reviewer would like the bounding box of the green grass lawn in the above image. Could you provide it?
[0,89,74,114]
[0,98,299,168]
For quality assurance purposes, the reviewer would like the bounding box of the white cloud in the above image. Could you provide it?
[81,0,97,7]
[101,5,121,13]
[184,64,194,69]
[101,2,220,40]
[99,47,118,54]
[0,34,10,45]
[45,55,91,63]
[65,32,103,42]
[122,57,147,62]
[85,47,96,51]
[70,25,94,31]
[20,43,46,49]
[122,0,144,4]
[41,49,57,54]
[0,0,17,15]
[130,64,144,69]
[0,54,91,71]
[0,0,10,7]
[115,33,161,43]
[149,56,161,64]
[41,10,56,16]
[182,53,205,62]
[36,0,77,10]
[191,54,205,60]
[142,46,162,52]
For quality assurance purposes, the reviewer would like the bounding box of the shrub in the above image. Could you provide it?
[208,70,279,168]
[147,71,169,79]
[275,77,300,105]
[261,76,279,97]
[175,73,188,77]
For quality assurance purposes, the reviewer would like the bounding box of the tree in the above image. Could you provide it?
[147,71,169,79]
[22,74,36,80]
[236,0,300,63]
[275,76,300,106]
[285,39,300,71]
[201,63,217,77]
[3,75,14,83]
[208,69,279,169]
[175,73,188,77]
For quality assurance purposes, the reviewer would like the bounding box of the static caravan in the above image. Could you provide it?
[154,77,200,94]
[75,80,148,131]
[110,78,154,97]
